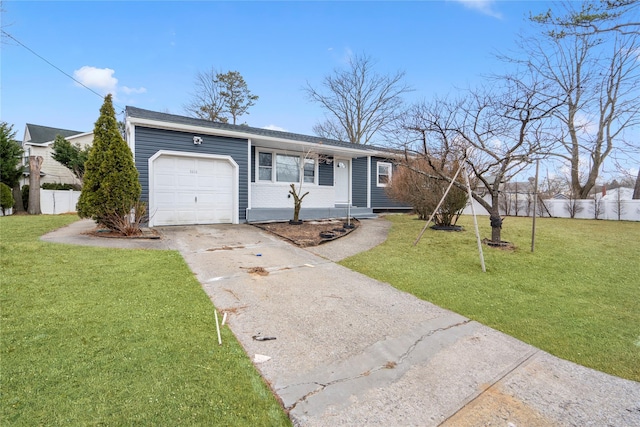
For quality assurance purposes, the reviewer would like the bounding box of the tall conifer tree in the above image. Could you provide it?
[77,95,140,228]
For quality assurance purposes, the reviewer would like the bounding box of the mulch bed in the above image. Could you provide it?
[253,219,359,247]
[84,227,162,239]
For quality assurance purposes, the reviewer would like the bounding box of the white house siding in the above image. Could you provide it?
[22,133,93,187]
[250,183,334,209]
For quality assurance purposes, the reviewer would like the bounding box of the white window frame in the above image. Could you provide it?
[256,150,317,185]
[257,151,273,181]
[377,161,392,187]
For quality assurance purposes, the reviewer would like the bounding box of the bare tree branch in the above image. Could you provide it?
[304,53,412,144]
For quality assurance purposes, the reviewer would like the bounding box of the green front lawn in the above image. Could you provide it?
[0,215,290,426]
[341,215,640,382]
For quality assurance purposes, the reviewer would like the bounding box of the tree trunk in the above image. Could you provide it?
[490,213,503,242]
[28,156,43,215]
[633,168,640,200]
[489,192,502,243]
[12,183,24,213]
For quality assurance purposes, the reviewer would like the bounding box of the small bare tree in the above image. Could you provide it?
[593,194,604,219]
[305,53,412,144]
[287,149,328,223]
[565,191,584,218]
[396,74,560,243]
[613,187,625,220]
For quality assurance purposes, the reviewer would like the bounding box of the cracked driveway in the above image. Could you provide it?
[153,219,639,426]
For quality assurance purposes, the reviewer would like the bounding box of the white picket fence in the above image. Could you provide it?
[463,196,640,221]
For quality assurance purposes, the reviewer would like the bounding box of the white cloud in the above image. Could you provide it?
[451,0,502,19]
[73,66,147,99]
[263,124,287,132]
[121,86,147,95]
[73,66,118,94]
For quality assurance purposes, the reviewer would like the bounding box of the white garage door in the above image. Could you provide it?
[151,155,234,226]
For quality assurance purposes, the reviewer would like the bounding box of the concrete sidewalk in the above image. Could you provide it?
[42,218,640,426]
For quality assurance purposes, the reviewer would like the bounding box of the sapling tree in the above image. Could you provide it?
[396,75,560,243]
[288,148,322,223]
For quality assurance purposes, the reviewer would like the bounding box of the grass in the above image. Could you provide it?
[341,214,640,382]
[0,215,291,426]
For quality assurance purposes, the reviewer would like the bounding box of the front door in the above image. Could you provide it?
[335,158,350,205]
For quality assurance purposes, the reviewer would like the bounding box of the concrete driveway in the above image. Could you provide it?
[156,218,640,427]
[43,218,640,426]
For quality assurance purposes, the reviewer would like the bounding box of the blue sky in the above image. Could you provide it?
[2,0,556,138]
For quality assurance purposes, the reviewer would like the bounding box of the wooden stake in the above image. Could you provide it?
[414,162,464,246]
[462,162,486,273]
[215,310,222,345]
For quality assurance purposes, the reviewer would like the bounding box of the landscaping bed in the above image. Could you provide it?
[253,218,359,247]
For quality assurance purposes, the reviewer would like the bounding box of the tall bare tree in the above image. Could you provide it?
[305,53,412,144]
[525,1,640,199]
[397,76,560,243]
[184,67,228,122]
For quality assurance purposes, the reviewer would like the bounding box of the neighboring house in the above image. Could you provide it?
[602,187,634,201]
[125,107,410,226]
[20,123,93,187]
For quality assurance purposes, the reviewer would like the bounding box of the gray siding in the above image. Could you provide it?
[318,159,333,186]
[352,157,368,207]
[370,156,409,209]
[134,126,249,221]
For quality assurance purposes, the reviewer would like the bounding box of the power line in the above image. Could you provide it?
[2,29,125,112]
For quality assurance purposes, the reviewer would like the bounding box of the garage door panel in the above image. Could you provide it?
[176,174,197,187]
[151,154,235,226]
[197,177,216,188]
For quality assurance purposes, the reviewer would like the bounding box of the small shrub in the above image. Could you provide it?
[100,201,147,236]
[0,182,14,214]
[41,183,81,191]
[386,158,467,226]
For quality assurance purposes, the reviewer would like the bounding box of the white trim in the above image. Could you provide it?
[254,149,318,186]
[247,138,252,210]
[376,161,392,187]
[367,156,371,208]
[147,150,239,226]
[126,121,136,160]
[66,131,93,141]
[127,116,383,157]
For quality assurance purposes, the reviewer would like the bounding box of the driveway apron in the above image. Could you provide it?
[158,220,640,427]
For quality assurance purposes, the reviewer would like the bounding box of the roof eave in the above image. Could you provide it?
[127,116,384,158]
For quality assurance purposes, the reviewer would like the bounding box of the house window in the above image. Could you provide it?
[276,154,300,182]
[303,158,315,183]
[257,151,317,184]
[258,152,273,181]
[377,162,392,187]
